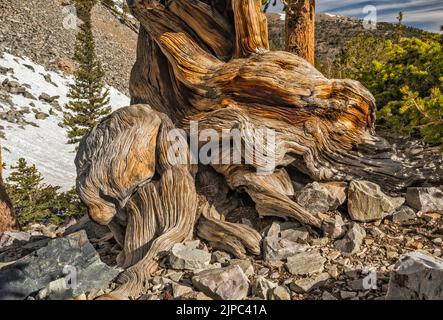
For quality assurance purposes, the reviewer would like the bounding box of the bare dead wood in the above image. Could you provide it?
[76,0,441,299]
[0,147,18,232]
[285,0,315,64]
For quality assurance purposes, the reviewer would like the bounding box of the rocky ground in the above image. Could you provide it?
[0,0,138,95]
[0,180,441,300]
[0,52,129,188]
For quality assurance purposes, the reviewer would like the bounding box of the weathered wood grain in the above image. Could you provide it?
[76,0,441,299]
[0,147,18,232]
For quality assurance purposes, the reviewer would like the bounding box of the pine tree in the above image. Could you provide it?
[63,0,111,145]
[5,158,59,225]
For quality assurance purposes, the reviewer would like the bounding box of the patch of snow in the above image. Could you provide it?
[0,52,129,190]
[324,13,337,18]
[278,13,286,21]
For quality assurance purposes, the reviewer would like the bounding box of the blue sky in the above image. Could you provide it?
[270,0,443,32]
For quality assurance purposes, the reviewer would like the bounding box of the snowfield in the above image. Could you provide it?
[0,52,130,190]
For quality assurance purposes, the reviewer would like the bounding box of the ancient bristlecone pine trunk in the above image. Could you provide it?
[0,148,18,232]
[285,0,315,64]
[75,0,439,299]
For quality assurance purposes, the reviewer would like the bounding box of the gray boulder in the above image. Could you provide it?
[268,285,291,300]
[289,272,330,293]
[348,180,404,222]
[211,251,231,264]
[23,91,37,100]
[295,182,347,216]
[34,112,49,120]
[0,231,31,249]
[386,251,443,300]
[322,214,346,239]
[280,227,309,243]
[38,93,59,103]
[334,223,366,256]
[0,231,119,300]
[171,282,194,299]
[229,259,254,277]
[406,187,443,213]
[263,236,308,262]
[192,265,249,300]
[392,206,417,224]
[251,276,277,299]
[285,251,326,276]
[64,215,110,240]
[169,240,211,271]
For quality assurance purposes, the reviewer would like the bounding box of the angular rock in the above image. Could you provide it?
[192,265,249,300]
[263,236,308,262]
[37,278,73,300]
[211,251,231,264]
[280,227,309,243]
[289,272,330,293]
[38,93,59,103]
[348,180,404,222]
[392,206,417,224]
[0,231,119,300]
[172,282,194,298]
[285,251,326,276]
[334,223,366,256]
[406,187,443,213]
[295,182,347,215]
[322,214,346,239]
[340,291,357,299]
[310,237,329,246]
[0,231,31,249]
[5,80,19,88]
[321,291,337,300]
[23,91,37,100]
[264,221,281,238]
[38,92,53,102]
[9,86,26,94]
[268,285,291,300]
[169,241,211,271]
[251,276,277,299]
[386,251,443,300]
[64,215,110,240]
[164,270,184,283]
[34,112,49,120]
[229,259,254,277]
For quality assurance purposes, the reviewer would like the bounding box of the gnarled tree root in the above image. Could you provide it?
[76,104,262,299]
[76,0,441,300]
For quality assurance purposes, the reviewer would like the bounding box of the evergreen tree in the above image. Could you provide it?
[63,0,111,145]
[341,35,443,148]
[5,158,59,225]
[5,159,86,226]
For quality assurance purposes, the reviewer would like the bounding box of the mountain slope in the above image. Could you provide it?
[267,12,430,65]
[0,0,138,94]
[0,52,129,190]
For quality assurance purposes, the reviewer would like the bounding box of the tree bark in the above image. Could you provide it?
[0,147,19,233]
[285,0,315,65]
[75,0,441,299]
